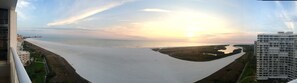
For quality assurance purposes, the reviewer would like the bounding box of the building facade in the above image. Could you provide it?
[0,0,17,61]
[17,35,30,66]
[0,0,32,82]
[256,31,297,81]
[18,51,30,66]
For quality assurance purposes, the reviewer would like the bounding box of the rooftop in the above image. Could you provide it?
[258,31,295,35]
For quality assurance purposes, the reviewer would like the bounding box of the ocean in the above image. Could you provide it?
[21,32,218,48]
[24,34,244,83]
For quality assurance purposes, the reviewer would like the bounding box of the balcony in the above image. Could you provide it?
[0,60,9,82]
[9,47,31,83]
[0,0,29,82]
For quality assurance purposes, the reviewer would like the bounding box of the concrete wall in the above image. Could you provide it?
[9,8,18,83]
[9,9,16,51]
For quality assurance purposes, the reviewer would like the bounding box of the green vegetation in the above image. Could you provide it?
[196,58,246,83]
[194,44,254,83]
[236,45,257,83]
[26,62,46,83]
[237,45,288,83]
[24,41,90,83]
[24,42,47,83]
[153,45,242,61]
[153,44,253,83]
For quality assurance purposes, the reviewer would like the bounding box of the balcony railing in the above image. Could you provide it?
[289,79,297,83]
[10,47,31,83]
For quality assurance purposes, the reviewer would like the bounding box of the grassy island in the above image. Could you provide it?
[153,44,255,83]
[152,45,242,61]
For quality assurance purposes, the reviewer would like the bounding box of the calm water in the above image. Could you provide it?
[23,33,243,83]
[26,39,245,83]
[219,44,238,54]
[29,35,218,48]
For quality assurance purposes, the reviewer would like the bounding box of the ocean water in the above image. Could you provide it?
[21,32,219,48]
[26,38,245,83]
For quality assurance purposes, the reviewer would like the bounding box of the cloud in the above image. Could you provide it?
[42,27,93,31]
[141,8,171,13]
[16,10,28,19]
[17,0,30,8]
[275,1,295,30]
[16,0,35,20]
[99,10,236,41]
[47,0,131,26]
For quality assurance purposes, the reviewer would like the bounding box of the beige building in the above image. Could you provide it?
[18,51,30,66]
[17,35,30,66]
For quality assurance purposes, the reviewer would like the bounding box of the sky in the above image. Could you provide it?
[15,0,297,44]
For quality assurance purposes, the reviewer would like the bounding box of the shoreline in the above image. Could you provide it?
[196,45,254,83]
[24,39,246,83]
[196,54,245,83]
[153,45,242,61]
[24,41,90,83]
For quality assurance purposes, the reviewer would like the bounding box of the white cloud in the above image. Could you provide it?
[16,0,38,20]
[47,1,131,26]
[17,11,28,19]
[275,1,295,30]
[16,0,32,20]
[102,10,235,41]
[17,0,30,8]
[141,8,171,13]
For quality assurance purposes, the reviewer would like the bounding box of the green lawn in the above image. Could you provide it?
[35,57,44,62]
[235,45,257,83]
[26,62,46,83]
[24,42,47,83]
[239,62,257,83]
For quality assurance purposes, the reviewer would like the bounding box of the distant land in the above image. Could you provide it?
[152,45,242,61]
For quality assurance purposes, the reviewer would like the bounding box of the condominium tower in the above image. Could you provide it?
[256,31,297,81]
[0,0,31,83]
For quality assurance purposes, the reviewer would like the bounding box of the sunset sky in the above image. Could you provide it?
[16,0,297,44]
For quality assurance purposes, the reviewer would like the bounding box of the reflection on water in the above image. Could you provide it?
[218,44,238,54]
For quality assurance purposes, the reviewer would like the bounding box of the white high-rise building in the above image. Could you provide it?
[256,31,297,81]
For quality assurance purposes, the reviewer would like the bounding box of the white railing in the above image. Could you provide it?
[10,47,31,83]
[288,79,297,83]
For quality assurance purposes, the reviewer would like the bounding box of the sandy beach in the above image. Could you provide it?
[26,39,245,83]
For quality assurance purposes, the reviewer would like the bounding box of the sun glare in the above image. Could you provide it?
[187,32,195,38]
[107,10,234,42]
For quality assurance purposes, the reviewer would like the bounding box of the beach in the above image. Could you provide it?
[26,39,245,83]
[24,41,89,83]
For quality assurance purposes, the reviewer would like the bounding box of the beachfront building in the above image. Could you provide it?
[17,35,23,51]
[0,0,31,83]
[18,51,30,66]
[255,31,297,81]
[17,35,30,66]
